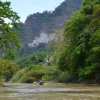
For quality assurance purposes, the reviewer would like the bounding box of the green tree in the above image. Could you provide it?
[58,0,100,82]
[0,1,20,59]
[0,59,19,82]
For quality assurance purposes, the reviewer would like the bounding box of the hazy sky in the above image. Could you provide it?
[2,0,64,22]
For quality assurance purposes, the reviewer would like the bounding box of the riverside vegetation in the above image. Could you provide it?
[0,0,100,85]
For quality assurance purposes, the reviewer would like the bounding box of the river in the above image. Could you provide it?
[0,82,100,100]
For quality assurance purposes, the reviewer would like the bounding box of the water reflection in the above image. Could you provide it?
[0,83,100,100]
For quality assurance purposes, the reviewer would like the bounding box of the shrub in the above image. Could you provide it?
[28,69,45,80]
[20,76,35,83]
[42,66,62,81]
[57,72,78,83]
[42,75,50,81]
[11,69,25,82]
[19,69,45,83]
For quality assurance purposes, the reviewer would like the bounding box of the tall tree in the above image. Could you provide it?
[57,0,100,82]
[0,1,20,59]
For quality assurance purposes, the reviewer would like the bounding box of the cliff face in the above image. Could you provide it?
[18,0,82,46]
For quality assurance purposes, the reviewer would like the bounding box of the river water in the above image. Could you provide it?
[0,82,100,100]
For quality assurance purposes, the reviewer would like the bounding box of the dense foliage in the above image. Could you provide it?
[0,1,21,83]
[0,59,19,82]
[16,0,82,48]
[0,1,20,59]
[11,64,65,83]
[4,0,100,84]
[11,51,66,83]
[57,0,100,83]
[16,51,52,68]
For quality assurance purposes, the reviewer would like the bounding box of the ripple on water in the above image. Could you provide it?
[0,83,100,100]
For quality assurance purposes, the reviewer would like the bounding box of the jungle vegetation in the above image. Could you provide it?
[57,0,100,83]
[0,1,20,83]
[1,0,100,84]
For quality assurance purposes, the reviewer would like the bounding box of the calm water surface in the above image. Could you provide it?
[0,82,100,100]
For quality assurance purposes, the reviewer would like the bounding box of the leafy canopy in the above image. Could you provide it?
[0,1,20,59]
[0,59,19,82]
[57,0,100,82]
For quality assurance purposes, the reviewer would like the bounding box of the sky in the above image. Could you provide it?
[2,0,64,22]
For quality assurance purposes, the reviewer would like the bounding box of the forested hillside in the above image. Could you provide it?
[18,0,82,46]
[57,0,100,83]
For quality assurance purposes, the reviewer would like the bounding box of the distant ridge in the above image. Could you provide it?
[17,0,82,46]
